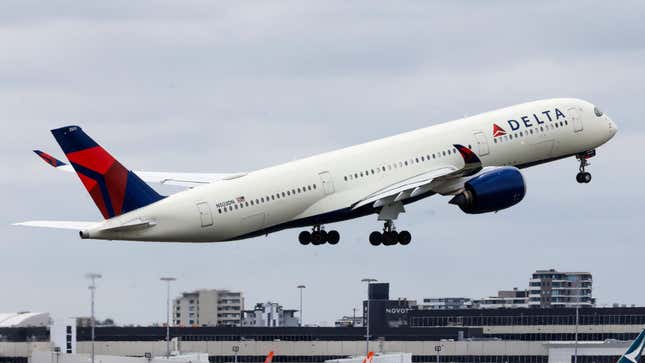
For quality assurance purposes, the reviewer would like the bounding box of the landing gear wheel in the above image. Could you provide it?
[576,172,592,184]
[327,230,340,245]
[298,231,311,245]
[397,231,412,245]
[369,231,382,246]
[383,231,398,246]
[311,231,324,245]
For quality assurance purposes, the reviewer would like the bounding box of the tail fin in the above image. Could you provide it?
[264,351,275,363]
[618,329,645,363]
[51,125,164,219]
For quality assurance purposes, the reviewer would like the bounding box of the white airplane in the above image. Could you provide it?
[15,98,617,245]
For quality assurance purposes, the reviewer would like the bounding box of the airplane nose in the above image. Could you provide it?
[608,118,618,138]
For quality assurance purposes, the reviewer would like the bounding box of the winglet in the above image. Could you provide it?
[34,150,66,167]
[453,144,481,165]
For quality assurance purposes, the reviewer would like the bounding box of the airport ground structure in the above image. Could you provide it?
[2,306,645,363]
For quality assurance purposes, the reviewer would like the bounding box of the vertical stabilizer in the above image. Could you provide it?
[51,125,164,219]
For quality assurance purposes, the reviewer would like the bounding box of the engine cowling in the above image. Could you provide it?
[449,167,526,214]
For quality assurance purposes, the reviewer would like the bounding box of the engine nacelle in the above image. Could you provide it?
[449,167,526,214]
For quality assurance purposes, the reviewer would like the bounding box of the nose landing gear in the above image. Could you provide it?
[576,150,595,184]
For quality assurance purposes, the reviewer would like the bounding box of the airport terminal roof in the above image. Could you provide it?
[0,312,50,327]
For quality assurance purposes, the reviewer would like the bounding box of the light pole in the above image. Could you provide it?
[85,273,102,363]
[297,285,306,327]
[361,278,377,357]
[160,277,176,359]
[574,304,579,363]
[434,344,443,363]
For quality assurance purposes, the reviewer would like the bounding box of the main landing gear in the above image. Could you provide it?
[576,150,595,184]
[299,225,340,246]
[369,220,411,246]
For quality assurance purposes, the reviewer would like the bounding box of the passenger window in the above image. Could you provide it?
[382,166,386,172]
[218,209,222,214]
[234,205,238,210]
[371,169,374,174]
[313,184,316,189]
[272,195,275,200]
[404,161,408,166]
[421,156,425,161]
[519,132,523,137]
[344,176,347,181]
[282,192,285,197]
[255,199,259,204]
[250,200,254,206]
[354,173,358,178]
[494,139,497,143]
[442,151,446,156]
[297,188,301,193]
[245,202,249,207]
[509,135,513,140]
[416,158,419,163]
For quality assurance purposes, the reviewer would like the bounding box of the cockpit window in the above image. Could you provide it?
[594,106,603,117]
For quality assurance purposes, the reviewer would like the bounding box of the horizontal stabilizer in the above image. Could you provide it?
[13,220,99,230]
[33,149,246,188]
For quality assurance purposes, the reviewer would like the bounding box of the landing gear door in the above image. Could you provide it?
[196,201,213,227]
[318,171,335,195]
[473,131,490,156]
[569,107,583,132]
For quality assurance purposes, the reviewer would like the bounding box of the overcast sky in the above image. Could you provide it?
[1,1,644,326]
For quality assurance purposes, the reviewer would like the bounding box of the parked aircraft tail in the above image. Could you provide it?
[618,329,645,363]
[51,125,164,219]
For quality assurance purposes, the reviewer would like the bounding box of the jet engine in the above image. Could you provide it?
[449,167,526,214]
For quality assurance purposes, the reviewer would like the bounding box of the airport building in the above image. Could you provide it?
[471,288,530,309]
[2,304,645,363]
[173,289,244,327]
[419,298,472,310]
[528,270,594,308]
[242,302,299,327]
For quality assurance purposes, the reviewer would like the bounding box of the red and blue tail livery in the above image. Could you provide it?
[51,126,164,219]
[34,150,67,167]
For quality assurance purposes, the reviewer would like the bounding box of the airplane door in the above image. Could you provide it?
[473,131,490,156]
[318,171,335,195]
[196,201,213,227]
[569,107,583,132]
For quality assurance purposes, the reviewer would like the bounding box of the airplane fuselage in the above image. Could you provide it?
[82,98,617,242]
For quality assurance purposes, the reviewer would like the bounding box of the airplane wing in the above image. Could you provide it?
[33,150,245,188]
[351,144,482,210]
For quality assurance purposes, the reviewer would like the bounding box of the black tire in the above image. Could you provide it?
[369,231,382,246]
[298,231,311,245]
[311,231,324,245]
[327,230,340,245]
[583,172,592,183]
[397,230,412,245]
[383,231,398,246]
[576,173,584,183]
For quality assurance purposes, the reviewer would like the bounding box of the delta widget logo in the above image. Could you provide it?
[493,124,507,137]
